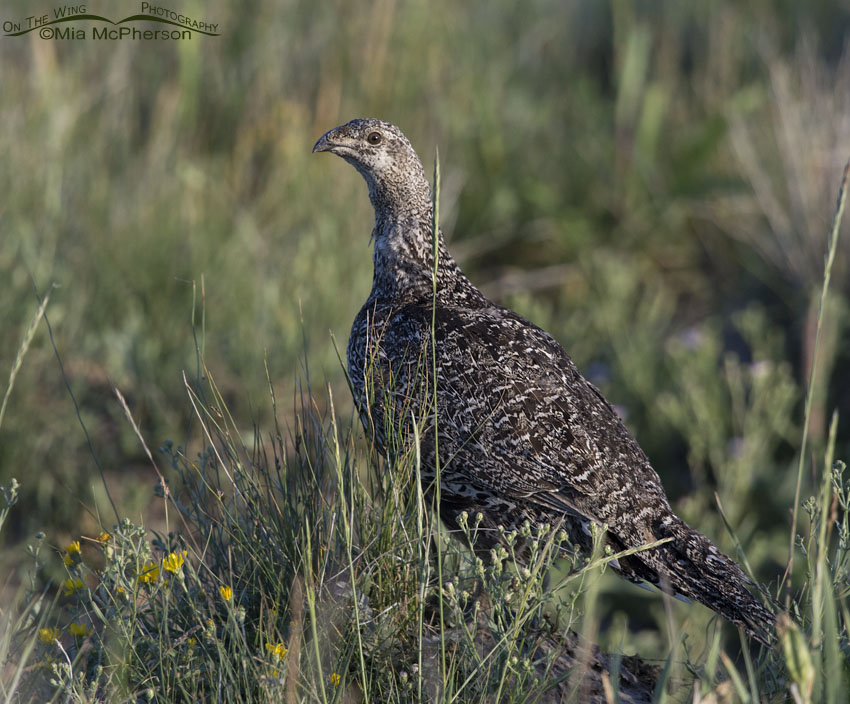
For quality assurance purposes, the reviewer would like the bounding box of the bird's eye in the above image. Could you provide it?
[367,132,382,145]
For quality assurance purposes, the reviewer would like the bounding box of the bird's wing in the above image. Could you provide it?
[426,302,673,546]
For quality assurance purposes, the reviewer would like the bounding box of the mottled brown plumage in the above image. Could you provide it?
[313,118,775,645]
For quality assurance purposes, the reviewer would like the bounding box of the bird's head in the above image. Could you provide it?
[313,118,432,217]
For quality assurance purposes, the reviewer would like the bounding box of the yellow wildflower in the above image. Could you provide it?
[187,637,196,646]
[162,550,186,574]
[63,540,82,567]
[62,578,84,596]
[138,560,160,584]
[219,585,232,601]
[97,531,111,544]
[39,627,60,643]
[265,642,288,659]
[330,672,341,687]
[68,622,91,637]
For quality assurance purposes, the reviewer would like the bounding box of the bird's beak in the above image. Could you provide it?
[312,131,336,154]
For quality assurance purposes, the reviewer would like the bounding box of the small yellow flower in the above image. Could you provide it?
[330,672,340,687]
[62,577,84,596]
[138,560,160,584]
[97,531,111,544]
[63,540,82,567]
[68,622,91,637]
[187,637,196,646]
[39,627,60,643]
[219,585,232,601]
[265,642,288,659]
[162,550,186,573]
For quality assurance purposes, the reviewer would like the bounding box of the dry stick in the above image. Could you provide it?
[286,575,304,704]
[781,158,850,601]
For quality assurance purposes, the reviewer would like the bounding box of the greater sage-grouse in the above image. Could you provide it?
[313,118,775,645]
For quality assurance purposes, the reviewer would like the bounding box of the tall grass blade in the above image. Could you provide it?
[783,159,850,596]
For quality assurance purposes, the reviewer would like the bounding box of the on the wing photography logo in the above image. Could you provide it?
[3,3,219,40]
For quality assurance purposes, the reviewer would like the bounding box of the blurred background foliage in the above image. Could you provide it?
[1,0,848,629]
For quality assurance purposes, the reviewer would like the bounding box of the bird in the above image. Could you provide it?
[313,117,775,645]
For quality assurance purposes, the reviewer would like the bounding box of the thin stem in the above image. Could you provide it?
[781,159,849,600]
[430,146,448,694]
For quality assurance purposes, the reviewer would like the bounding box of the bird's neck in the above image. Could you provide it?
[369,210,482,305]
[360,156,433,217]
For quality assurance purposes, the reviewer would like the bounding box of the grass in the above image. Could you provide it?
[0,332,846,701]
[1,0,850,700]
[1,121,848,704]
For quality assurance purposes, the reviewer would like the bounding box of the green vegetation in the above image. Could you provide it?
[1,0,849,700]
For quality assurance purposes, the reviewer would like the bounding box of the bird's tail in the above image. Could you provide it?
[650,515,776,646]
